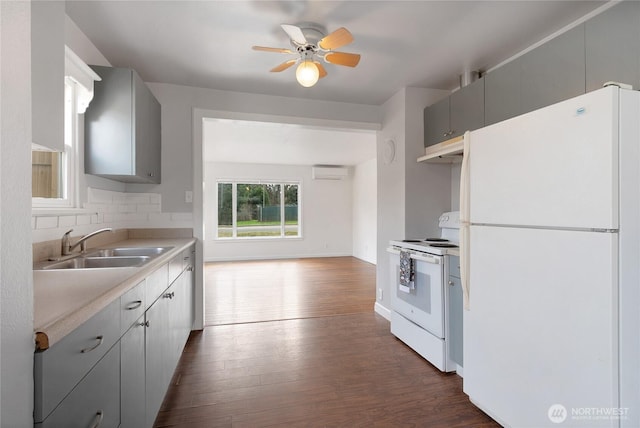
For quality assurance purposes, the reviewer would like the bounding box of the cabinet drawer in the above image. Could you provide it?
[36,342,120,428]
[449,256,460,278]
[120,280,145,335]
[34,300,120,422]
[146,263,169,307]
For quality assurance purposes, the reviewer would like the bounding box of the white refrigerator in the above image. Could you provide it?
[460,86,640,427]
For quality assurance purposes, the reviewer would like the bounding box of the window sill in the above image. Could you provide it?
[32,208,97,217]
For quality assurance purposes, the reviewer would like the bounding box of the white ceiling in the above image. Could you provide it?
[203,118,376,166]
[66,1,606,106]
[66,0,605,166]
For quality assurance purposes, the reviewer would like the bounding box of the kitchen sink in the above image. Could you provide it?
[40,256,151,270]
[85,246,174,258]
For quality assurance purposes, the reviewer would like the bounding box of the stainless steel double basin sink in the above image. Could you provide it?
[37,246,174,270]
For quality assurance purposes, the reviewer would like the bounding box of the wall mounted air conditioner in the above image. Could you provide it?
[312,165,349,180]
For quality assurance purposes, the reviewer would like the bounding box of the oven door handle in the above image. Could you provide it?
[386,247,441,264]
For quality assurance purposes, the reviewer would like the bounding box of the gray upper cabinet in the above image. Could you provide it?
[485,24,585,126]
[520,24,585,115]
[85,66,161,183]
[449,78,485,140]
[424,78,484,147]
[31,0,65,151]
[585,1,640,92]
[424,97,450,147]
[484,57,522,126]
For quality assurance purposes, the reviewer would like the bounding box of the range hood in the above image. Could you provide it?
[417,135,464,163]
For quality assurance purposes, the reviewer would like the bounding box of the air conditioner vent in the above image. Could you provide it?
[312,165,348,180]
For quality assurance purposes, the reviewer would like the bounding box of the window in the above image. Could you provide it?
[32,78,77,207]
[217,181,300,239]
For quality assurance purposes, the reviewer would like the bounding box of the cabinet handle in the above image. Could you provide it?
[448,280,454,286]
[187,266,193,272]
[443,132,449,137]
[148,172,155,177]
[125,300,142,310]
[89,410,103,428]
[164,291,175,299]
[183,256,189,261]
[80,336,103,354]
[138,320,150,328]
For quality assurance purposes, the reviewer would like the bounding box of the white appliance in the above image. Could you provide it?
[387,212,460,372]
[460,86,640,427]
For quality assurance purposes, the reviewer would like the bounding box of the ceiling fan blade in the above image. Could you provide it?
[252,46,295,54]
[281,24,307,45]
[318,27,354,50]
[270,59,297,72]
[325,52,361,67]
[314,61,328,78]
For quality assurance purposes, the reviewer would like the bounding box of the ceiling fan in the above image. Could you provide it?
[252,23,361,88]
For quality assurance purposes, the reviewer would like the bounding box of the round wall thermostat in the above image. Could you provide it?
[383,139,395,164]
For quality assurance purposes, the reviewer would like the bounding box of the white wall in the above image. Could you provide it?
[352,158,377,264]
[146,82,381,214]
[1,2,35,426]
[204,162,353,261]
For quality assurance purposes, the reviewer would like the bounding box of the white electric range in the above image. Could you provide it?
[387,211,460,372]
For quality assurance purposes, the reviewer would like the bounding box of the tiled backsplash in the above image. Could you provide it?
[32,188,193,243]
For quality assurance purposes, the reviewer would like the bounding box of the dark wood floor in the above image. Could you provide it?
[154,257,499,427]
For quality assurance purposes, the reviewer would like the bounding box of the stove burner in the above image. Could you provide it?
[424,238,448,242]
[429,243,458,248]
[402,239,423,243]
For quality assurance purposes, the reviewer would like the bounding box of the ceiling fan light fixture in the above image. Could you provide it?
[295,59,319,87]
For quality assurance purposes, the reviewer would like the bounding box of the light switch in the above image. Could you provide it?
[185,190,193,203]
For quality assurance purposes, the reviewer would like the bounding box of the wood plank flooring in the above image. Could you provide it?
[154,257,499,427]
[204,257,376,326]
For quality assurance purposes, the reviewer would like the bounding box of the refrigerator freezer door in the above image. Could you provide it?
[469,86,618,230]
[464,225,618,427]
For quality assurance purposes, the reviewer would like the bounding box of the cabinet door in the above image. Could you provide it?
[521,24,586,114]
[449,78,485,139]
[448,275,463,367]
[484,57,522,126]
[585,1,640,92]
[145,296,170,428]
[424,97,450,147]
[133,71,161,183]
[121,316,146,428]
[37,343,120,428]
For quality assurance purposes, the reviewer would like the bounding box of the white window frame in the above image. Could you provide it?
[215,180,302,240]
[32,78,78,209]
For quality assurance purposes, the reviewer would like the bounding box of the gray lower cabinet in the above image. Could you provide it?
[35,244,196,428]
[585,1,640,92]
[448,256,463,367]
[121,315,146,428]
[84,65,161,183]
[36,342,121,428]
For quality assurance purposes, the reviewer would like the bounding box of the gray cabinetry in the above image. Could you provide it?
[484,58,522,126]
[34,300,120,422]
[521,24,585,114]
[85,65,161,183]
[121,315,146,428]
[424,78,484,147]
[36,343,121,428]
[585,1,640,92]
[448,256,463,367]
[145,293,171,428]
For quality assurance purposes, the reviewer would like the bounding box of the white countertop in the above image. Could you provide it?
[33,238,196,350]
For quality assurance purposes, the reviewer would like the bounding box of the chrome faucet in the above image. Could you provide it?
[61,228,114,256]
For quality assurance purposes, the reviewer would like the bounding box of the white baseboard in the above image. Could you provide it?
[374,302,391,320]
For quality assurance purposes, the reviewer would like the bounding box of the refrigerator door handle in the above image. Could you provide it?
[459,131,471,310]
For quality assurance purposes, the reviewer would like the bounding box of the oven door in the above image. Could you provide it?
[388,247,444,338]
